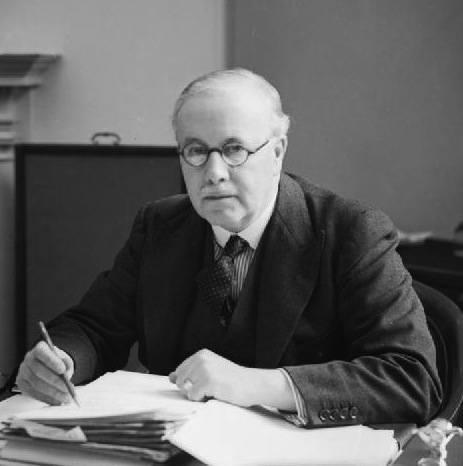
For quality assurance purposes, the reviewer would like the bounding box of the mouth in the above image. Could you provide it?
[203,193,235,201]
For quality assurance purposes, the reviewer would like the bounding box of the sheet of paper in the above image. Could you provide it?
[168,400,398,466]
[8,419,86,442]
[0,395,45,423]
[10,371,202,421]
[0,437,154,466]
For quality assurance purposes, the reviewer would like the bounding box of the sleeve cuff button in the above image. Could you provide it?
[318,408,330,422]
[349,406,359,419]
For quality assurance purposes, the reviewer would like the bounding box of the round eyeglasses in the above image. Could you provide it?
[179,140,270,167]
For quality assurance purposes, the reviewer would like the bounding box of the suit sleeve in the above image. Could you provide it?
[46,206,148,384]
[284,209,443,426]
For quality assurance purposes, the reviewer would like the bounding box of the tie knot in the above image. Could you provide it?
[223,235,248,259]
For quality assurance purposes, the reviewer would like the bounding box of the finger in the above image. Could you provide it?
[172,350,216,396]
[172,355,201,391]
[187,380,212,402]
[18,375,69,406]
[174,353,197,378]
[25,358,70,398]
[55,347,75,378]
[16,361,70,405]
[168,372,177,384]
[34,342,75,384]
[174,376,195,399]
[24,347,70,393]
[183,379,193,392]
[15,346,65,404]
[34,341,68,375]
[177,377,196,400]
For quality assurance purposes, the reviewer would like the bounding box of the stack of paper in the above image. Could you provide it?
[168,400,398,466]
[1,411,186,463]
[0,371,399,466]
[0,372,202,465]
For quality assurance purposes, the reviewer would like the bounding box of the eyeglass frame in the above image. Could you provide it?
[178,139,271,167]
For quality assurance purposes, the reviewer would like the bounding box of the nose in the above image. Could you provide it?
[203,151,230,185]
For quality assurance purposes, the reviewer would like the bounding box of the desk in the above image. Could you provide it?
[0,392,458,466]
[398,239,463,310]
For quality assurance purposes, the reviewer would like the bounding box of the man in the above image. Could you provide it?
[16,68,442,427]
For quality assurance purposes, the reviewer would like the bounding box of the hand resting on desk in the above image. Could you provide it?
[16,341,75,405]
[169,348,296,411]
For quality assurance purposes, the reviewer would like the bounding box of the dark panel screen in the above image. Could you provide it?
[16,144,182,351]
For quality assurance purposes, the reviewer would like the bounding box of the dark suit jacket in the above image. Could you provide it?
[49,173,442,426]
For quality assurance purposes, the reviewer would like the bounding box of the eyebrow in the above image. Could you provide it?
[182,137,245,147]
[181,137,205,146]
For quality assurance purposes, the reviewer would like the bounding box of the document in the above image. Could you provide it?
[168,400,398,466]
[12,371,200,422]
[1,371,398,466]
[0,371,202,465]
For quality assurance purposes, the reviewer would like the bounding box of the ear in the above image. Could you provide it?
[273,135,287,173]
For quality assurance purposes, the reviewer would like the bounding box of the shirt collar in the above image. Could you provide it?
[212,189,278,250]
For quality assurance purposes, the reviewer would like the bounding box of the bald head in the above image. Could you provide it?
[172,68,290,140]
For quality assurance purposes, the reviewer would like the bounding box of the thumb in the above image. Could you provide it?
[55,347,75,379]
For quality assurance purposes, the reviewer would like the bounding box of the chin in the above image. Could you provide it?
[206,214,243,232]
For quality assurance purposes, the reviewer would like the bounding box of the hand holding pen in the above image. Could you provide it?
[37,321,80,407]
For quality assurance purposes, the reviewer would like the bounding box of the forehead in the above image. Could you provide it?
[176,88,273,143]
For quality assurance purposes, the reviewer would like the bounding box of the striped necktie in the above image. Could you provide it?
[196,235,248,327]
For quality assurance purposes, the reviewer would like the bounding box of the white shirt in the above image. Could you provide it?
[211,188,278,250]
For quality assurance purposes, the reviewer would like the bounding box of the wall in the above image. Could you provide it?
[230,0,463,235]
[1,0,226,144]
[0,0,226,372]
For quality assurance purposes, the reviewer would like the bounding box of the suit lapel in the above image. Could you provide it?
[143,203,211,374]
[255,174,325,368]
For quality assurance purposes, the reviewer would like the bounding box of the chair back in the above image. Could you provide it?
[414,280,463,425]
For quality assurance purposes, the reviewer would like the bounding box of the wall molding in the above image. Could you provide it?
[0,54,60,158]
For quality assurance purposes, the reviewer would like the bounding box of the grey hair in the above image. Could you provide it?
[172,68,290,138]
